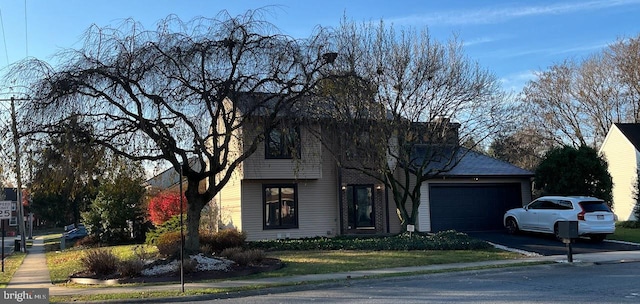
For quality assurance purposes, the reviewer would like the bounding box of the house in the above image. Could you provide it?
[212,95,534,241]
[599,123,640,221]
[1,188,20,235]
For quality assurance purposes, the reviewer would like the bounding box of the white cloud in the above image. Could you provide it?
[388,0,640,26]
[500,70,537,93]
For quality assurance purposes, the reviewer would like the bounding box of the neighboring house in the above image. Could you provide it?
[1,188,20,235]
[599,123,640,221]
[211,95,534,241]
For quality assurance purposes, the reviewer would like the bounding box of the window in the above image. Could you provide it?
[266,126,300,159]
[263,185,298,229]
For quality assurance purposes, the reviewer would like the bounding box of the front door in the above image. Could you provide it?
[347,185,375,229]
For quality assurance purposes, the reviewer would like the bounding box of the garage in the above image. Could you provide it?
[428,183,523,232]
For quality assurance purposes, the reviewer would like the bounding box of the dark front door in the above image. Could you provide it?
[347,185,375,229]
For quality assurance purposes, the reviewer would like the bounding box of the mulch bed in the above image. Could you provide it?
[70,258,283,285]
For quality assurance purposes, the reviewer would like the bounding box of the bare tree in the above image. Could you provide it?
[521,34,640,148]
[4,11,333,252]
[315,19,511,230]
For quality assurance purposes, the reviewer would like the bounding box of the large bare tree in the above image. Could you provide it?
[4,11,333,252]
[521,34,640,148]
[315,19,511,230]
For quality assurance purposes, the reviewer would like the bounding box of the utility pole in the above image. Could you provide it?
[1,96,29,252]
[10,97,27,252]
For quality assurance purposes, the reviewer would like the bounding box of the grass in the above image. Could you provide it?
[46,244,158,284]
[609,226,640,243]
[253,249,521,278]
[47,248,525,303]
[0,252,27,288]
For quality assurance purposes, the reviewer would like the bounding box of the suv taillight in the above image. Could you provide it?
[577,204,586,221]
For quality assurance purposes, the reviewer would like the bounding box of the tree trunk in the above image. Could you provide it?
[184,176,208,253]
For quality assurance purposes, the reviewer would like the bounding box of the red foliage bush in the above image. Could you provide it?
[148,191,187,225]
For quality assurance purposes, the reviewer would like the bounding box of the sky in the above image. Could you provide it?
[0,0,639,94]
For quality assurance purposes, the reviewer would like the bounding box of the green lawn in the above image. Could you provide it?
[609,227,640,243]
[0,252,27,288]
[47,244,158,284]
[47,247,524,303]
[258,249,521,278]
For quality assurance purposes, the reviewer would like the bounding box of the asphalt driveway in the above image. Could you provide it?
[468,231,640,256]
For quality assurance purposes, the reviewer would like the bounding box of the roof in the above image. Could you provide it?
[1,188,18,201]
[614,123,640,151]
[412,146,534,177]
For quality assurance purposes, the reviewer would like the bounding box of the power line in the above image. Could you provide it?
[0,9,10,65]
[24,0,28,57]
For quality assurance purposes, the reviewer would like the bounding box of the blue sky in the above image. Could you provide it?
[1,0,639,93]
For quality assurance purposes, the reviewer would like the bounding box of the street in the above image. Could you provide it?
[197,262,640,303]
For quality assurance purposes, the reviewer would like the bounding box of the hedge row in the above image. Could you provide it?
[248,230,491,251]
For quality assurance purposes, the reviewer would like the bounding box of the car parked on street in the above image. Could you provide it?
[62,224,88,240]
[503,196,615,242]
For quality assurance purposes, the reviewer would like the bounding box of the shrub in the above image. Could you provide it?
[73,235,100,248]
[182,258,198,274]
[616,221,640,228]
[156,231,183,257]
[200,244,214,255]
[132,245,156,262]
[80,249,119,276]
[118,259,144,277]
[248,231,491,251]
[200,229,246,253]
[220,247,265,266]
[145,215,185,245]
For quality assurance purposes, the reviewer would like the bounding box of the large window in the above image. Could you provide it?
[266,126,300,159]
[264,185,298,229]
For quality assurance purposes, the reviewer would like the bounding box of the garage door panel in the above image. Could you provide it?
[429,183,522,232]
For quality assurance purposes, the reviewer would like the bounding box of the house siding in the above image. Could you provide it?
[243,125,322,180]
[600,125,638,221]
[217,163,244,231]
[240,144,339,241]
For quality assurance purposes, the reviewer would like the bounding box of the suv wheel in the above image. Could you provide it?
[505,218,519,234]
[554,225,562,241]
[590,234,606,243]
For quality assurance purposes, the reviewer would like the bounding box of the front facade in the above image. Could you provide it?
[214,119,533,240]
[599,123,640,221]
[210,96,533,240]
[216,120,396,241]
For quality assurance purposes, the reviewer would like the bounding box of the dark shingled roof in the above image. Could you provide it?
[615,123,640,152]
[412,146,533,177]
[2,188,18,201]
[443,149,534,177]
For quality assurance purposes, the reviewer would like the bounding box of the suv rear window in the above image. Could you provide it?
[579,201,610,212]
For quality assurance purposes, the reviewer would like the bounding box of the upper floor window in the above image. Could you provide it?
[266,126,300,159]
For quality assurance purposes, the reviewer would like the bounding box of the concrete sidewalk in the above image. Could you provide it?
[7,237,54,289]
[7,237,640,298]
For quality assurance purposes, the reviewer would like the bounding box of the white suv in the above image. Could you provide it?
[503,196,615,242]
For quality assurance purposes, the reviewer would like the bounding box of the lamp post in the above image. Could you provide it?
[179,164,184,293]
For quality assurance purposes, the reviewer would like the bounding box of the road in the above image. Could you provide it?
[187,262,640,303]
[468,231,640,256]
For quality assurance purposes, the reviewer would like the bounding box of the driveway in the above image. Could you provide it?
[468,231,640,256]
